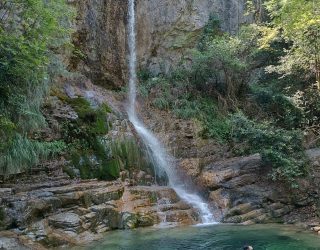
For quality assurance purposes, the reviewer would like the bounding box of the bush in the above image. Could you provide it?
[291,85,320,128]
[173,98,231,142]
[251,85,304,129]
[65,97,110,135]
[231,113,307,186]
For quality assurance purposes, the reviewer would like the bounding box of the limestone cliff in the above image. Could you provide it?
[70,0,263,88]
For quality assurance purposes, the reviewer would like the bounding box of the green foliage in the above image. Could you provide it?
[65,97,110,136]
[66,135,152,181]
[263,0,320,84]
[110,139,153,173]
[138,25,261,142]
[291,85,320,127]
[231,113,307,186]
[61,98,146,181]
[198,15,221,51]
[138,14,318,187]
[0,0,74,175]
[173,98,231,142]
[140,25,261,111]
[251,85,304,129]
[0,0,74,132]
[0,135,66,175]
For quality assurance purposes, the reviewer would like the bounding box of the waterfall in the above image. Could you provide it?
[127,0,215,224]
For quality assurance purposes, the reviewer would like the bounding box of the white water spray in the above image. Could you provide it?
[127,0,215,224]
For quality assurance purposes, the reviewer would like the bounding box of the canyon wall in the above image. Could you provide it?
[70,0,263,89]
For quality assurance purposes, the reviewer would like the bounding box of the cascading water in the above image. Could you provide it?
[127,0,215,224]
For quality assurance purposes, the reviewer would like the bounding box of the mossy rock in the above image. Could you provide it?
[121,213,138,229]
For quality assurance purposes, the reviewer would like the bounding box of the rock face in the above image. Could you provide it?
[69,0,128,89]
[70,0,264,88]
[136,0,263,74]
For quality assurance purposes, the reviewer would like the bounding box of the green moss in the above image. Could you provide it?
[110,139,153,173]
[98,159,121,179]
[66,97,94,121]
[65,97,111,135]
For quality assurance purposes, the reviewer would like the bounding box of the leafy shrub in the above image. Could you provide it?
[251,85,304,129]
[66,97,110,135]
[291,85,320,128]
[231,113,307,186]
[198,14,222,51]
[173,98,231,142]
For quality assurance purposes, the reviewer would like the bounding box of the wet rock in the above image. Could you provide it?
[132,171,153,186]
[165,210,197,224]
[48,213,82,233]
[0,237,29,250]
[225,203,253,218]
[155,187,181,204]
[271,206,293,218]
[121,213,138,229]
[312,226,320,232]
[90,204,121,229]
[209,189,230,217]
[306,148,320,161]
[137,214,155,227]
[0,189,12,196]
[224,209,266,223]
[90,185,124,205]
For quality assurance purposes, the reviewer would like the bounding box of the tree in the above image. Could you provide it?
[263,0,320,87]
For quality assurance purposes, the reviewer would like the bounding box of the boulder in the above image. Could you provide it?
[0,237,29,250]
[197,154,261,189]
[48,213,82,233]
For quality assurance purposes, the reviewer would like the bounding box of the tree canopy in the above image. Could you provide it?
[263,0,320,85]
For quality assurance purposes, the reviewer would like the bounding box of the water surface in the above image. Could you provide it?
[81,224,320,250]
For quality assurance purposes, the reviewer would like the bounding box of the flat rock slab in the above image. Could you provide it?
[0,237,29,250]
[0,189,12,197]
[49,212,81,232]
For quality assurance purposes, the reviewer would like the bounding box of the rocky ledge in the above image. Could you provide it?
[0,175,197,249]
